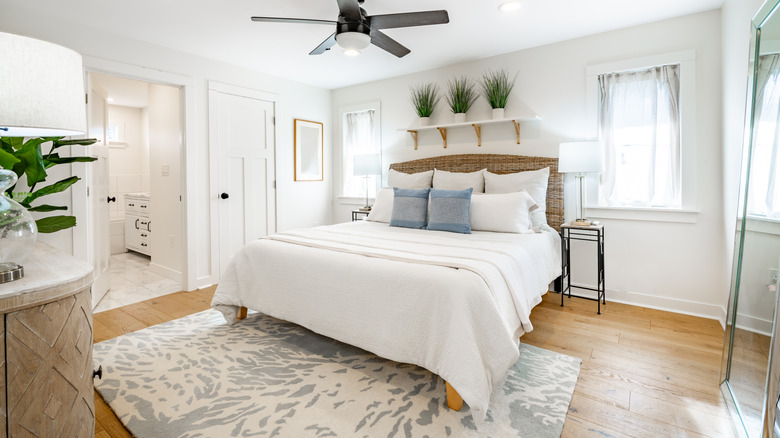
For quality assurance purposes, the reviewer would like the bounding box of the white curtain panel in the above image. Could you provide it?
[598,64,680,208]
[343,109,379,198]
[749,54,780,218]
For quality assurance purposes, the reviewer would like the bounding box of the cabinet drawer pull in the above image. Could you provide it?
[141,243,147,247]
[128,203,135,207]
[141,233,147,238]
[135,218,140,230]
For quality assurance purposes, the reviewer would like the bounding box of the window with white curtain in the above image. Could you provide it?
[597,64,681,208]
[748,54,780,219]
[342,107,381,198]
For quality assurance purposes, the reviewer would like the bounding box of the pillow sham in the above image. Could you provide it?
[427,188,473,234]
[366,188,394,223]
[387,169,433,189]
[484,167,549,227]
[389,188,430,229]
[470,191,538,234]
[432,168,486,192]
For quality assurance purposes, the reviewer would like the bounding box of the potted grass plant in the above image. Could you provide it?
[445,76,478,123]
[481,69,517,119]
[410,82,439,126]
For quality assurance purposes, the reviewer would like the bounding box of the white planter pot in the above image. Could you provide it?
[454,113,466,124]
[492,108,505,119]
[419,117,430,127]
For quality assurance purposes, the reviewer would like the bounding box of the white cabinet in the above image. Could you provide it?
[125,193,151,256]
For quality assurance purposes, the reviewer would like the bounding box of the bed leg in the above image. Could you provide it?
[237,306,247,320]
[446,382,463,411]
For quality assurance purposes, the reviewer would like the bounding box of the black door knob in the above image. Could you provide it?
[221,193,229,199]
[107,196,116,203]
[93,365,103,380]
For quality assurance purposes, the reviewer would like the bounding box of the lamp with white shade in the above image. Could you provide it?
[0,32,87,283]
[558,141,604,226]
[353,154,381,211]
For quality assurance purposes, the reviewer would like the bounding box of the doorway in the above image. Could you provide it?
[88,72,185,312]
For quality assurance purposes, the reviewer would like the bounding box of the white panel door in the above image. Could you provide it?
[89,144,111,307]
[212,89,276,273]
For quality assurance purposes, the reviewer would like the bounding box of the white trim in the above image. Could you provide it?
[735,313,774,337]
[208,81,279,104]
[79,56,199,291]
[150,262,182,282]
[744,216,780,235]
[585,206,699,223]
[585,50,697,216]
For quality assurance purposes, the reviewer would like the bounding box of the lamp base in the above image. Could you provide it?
[0,262,24,283]
[571,219,592,226]
[359,206,372,212]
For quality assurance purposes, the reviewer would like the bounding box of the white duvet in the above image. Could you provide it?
[212,221,561,423]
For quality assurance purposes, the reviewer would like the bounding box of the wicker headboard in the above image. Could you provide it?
[389,154,563,231]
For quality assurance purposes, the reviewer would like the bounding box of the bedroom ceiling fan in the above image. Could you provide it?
[251,0,449,58]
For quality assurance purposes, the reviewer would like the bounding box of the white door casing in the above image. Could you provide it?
[208,82,277,274]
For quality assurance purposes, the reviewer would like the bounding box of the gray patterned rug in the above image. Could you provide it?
[93,309,580,437]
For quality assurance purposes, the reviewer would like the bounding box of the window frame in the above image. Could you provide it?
[585,50,698,223]
[337,100,382,201]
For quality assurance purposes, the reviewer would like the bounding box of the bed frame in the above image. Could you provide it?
[238,153,563,413]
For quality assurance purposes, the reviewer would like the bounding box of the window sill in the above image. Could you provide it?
[338,196,371,205]
[744,216,780,235]
[585,206,699,224]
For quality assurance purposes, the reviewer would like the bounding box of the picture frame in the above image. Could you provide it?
[294,119,324,181]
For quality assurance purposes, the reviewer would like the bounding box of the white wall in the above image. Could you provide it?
[0,5,333,289]
[332,10,727,320]
[107,104,150,219]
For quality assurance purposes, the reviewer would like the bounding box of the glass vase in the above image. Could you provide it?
[0,168,37,270]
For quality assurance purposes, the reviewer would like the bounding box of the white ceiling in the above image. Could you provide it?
[5,0,723,90]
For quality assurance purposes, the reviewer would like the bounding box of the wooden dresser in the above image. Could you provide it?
[0,243,94,437]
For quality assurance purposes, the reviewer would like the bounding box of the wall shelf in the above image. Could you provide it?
[400,116,540,150]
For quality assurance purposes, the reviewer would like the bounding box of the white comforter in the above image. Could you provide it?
[212,221,561,423]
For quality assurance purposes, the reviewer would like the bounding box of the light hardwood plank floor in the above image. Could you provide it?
[93,289,738,437]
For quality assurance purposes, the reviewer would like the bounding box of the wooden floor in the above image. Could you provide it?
[93,289,737,438]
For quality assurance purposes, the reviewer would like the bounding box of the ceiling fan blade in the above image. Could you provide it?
[336,0,363,22]
[368,10,449,30]
[310,33,337,55]
[251,16,337,25]
[369,30,410,58]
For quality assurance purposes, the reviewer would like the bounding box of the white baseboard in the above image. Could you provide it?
[150,262,182,282]
[735,313,774,337]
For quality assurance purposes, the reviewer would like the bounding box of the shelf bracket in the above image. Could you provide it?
[512,120,521,144]
[407,130,418,150]
[437,127,448,149]
[472,124,482,147]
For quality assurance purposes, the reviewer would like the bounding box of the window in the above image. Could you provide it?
[748,54,780,219]
[598,64,681,208]
[341,102,381,198]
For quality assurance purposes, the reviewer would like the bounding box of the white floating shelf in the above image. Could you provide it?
[399,116,541,150]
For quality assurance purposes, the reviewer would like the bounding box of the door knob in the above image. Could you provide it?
[107,196,116,203]
[221,193,229,199]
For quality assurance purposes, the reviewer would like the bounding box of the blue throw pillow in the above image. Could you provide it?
[427,188,473,234]
[390,187,430,229]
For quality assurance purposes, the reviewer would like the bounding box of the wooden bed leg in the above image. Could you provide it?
[446,382,463,411]
[237,306,247,320]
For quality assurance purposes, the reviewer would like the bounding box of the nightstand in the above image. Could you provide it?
[351,210,370,221]
[560,223,605,314]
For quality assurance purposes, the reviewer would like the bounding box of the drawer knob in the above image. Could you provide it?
[107,196,116,203]
[221,192,230,199]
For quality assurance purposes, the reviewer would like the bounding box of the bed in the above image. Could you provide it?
[211,153,563,423]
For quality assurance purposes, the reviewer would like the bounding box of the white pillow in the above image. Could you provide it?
[484,168,549,227]
[387,169,433,189]
[432,168,486,192]
[366,188,394,223]
[470,192,538,233]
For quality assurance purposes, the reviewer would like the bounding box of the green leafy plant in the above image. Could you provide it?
[410,82,440,118]
[481,69,517,109]
[0,136,97,233]
[445,76,478,114]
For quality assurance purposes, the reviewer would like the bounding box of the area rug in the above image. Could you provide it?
[93,310,581,437]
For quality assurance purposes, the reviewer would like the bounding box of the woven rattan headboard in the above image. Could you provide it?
[389,154,563,231]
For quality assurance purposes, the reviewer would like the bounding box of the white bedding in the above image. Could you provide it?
[211,221,561,423]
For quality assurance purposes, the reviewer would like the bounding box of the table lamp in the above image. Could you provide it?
[0,32,87,283]
[353,154,381,211]
[558,141,604,226]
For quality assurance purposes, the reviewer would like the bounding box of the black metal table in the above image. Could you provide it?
[560,223,605,314]
[351,209,370,221]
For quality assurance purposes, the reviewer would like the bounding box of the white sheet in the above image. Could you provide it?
[212,221,561,423]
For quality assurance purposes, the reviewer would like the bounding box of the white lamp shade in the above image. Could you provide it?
[336,32,371,51]
[558,142,604,174]
[0,32,86,137]
[353,154,381,176]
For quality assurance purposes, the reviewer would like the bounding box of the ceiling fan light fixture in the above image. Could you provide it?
[336,31,371,51]
[498,1,522,12]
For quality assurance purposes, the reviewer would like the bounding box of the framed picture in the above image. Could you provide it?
[294,119,323,181]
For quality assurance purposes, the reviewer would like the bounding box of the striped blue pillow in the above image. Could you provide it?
[389,188,430,229]
[427,188,473,234]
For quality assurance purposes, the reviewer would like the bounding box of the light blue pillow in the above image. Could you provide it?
[390,187,430,229]
[427,188,473,234]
